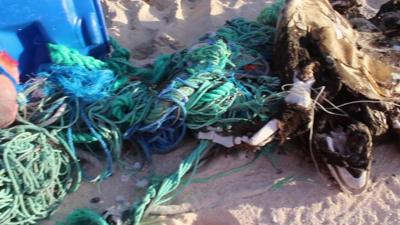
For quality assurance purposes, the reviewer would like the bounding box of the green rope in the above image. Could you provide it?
[146,54,175,85]
[57,208,108,225]
[48,44,108,70]
[184,40,234,74]
[49,2,286,224]
[217,18,276,49]
[190,142,278,184]
[183,73,239,129]
[103,37,150,77]
[47,38,269,139]
[129,140,212,225]
[124,3,286,224]
[102,82,157,127]
[256,0,286,27]
[20,68,121,182]
[0,125,81,225]
[48,42,130,92]
[103,37,174,86]
[90,40,245,132]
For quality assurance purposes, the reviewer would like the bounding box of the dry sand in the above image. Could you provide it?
[44,0,400,224]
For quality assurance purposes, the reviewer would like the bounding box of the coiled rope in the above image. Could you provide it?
[0,125,80,225]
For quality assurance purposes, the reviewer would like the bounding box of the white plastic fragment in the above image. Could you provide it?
[234,137,242,145]
[325,134,368,193]
[285,76,315,108]
[198,124,277,148]
[234,136,249,145]
[391,117,400,130]
[326,136,335,152]
[336,166,368,190]
[206,126,223,132]
[246,119,279,146]
[198,131,235,148]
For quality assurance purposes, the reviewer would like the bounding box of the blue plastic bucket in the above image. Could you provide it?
[0,0,109,80]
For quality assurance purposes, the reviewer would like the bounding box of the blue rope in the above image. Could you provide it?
[34,64,117,180]
[38,64,114,103]
[80,106,113,180]
[134,117,186,161]
[124,105,187,161]
[138,106,179,133]
[145,114,186,154]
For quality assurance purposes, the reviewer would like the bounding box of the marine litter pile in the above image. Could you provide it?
[0,0,399,224]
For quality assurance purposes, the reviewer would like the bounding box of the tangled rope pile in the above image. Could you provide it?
[0,1,285,224]
[0,125,80,224]
[126,2,285,223]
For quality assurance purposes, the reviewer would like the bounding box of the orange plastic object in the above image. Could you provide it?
[0,51,19,128]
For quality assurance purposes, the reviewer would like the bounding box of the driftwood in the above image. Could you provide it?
[273,0,400,194]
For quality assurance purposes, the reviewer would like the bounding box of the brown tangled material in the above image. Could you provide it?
[272,0,400,194]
